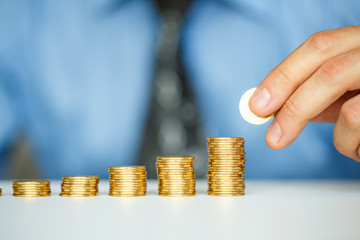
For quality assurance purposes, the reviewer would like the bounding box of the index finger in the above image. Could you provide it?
[249,25,360,117]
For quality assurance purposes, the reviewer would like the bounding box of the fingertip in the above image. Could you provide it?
[265,135,286,150]
[265,120,291,150]
[265,140,284,150]
[265,120,282,147]
[249,87,271,116]
[265,115,307,151]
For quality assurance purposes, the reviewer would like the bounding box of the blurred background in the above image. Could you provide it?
[139,0,208,179]
[3,0,207,179]
[2,0,360,180]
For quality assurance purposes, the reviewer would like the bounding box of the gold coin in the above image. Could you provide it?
[60,193,97,197]
[206,137,246,197]
[12,180,51,197]
[207,142,245,146]
[13,180,50,184]
[109,193,146,197]
[60,176,99,197]
[62,175,99,179]
[209,155,245,160]
[156,156,196,197]
[207,137,244,141]
[108,165,148,197]
[208,193,245,197]
[109,168,146,173]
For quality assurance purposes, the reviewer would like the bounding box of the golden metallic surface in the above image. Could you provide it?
[108,165,147,197]
[60,176,99,197]
[13,194,51,197]
[208,192,245,197]
[109,193,146,197]
[159,193,196,197]
[13,180,50,184]
[207,137,246,196]
[209,157,245,162]
[108,166,146,173]
[207,137,244,142]
[156,156,196,197]
[12,180,51,197]
[59,193,97,197]
[62,176,100,179]
[207,142,244,145]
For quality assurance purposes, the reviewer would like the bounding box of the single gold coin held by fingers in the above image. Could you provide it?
[239,87,274,125]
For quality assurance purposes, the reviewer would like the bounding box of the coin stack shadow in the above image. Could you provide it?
[13,180,51,197]
[60,176,100,197]
[108,166,147,197]
[207,137,246,196]
[156,156,196,197]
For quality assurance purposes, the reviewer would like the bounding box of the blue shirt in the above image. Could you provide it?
[0,0,159,177]
[1,0,360,178]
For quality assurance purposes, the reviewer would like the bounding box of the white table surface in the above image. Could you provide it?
[1,180,360,240]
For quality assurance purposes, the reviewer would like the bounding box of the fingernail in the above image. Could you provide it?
[267,121,282,144]
[251,88,271,109]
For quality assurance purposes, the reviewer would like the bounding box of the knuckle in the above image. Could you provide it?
[319,57,347,81]
[333,135,360,162]
[273,67,292,86]
[340,100,360,128]
[333,138,346,155]
[306,31,336,52]
[283,98,301,120]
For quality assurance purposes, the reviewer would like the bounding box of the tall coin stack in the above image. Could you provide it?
[207,137,246,196]
[156,156,196,197]
[13,180,51,197]
[60,176,100,197]
[108,166,147,197]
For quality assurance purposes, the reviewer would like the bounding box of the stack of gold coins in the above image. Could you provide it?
[60,176,100,197]
[0,188,2,196]
[108,166,147,197]
[13,180,51,197]
[156,156,196,197]
[207,137,246,196]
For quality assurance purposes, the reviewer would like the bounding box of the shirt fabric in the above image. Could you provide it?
[1,0,360,178]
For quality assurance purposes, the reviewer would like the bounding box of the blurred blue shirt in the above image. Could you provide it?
[0,0,159,177]
[1,0,360,178]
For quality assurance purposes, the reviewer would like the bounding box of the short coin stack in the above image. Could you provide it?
[108,166,147,197]
[60,176,100,197]
[0,188,2,196]
[156,156,196,197]
[207,137,246,196]
[13,180,51,197]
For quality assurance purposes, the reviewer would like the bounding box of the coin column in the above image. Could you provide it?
[207,137,246,196]
[156,156,196,197]
[108,166,147,197]
[13,180,51,197]
[60,176,100,197]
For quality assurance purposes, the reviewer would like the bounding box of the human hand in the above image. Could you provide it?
[249,26,360,161]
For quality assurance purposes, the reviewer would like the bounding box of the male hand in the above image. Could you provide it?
[249,25,360,161]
